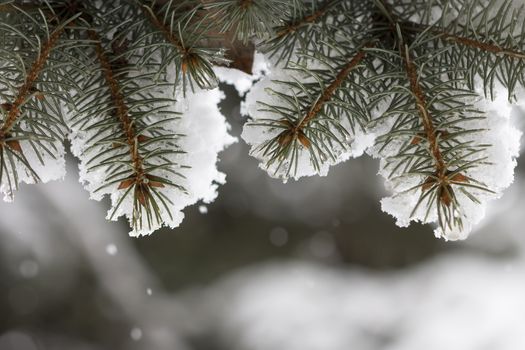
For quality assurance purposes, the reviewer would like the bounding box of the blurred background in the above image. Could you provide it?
[1,84,525,350]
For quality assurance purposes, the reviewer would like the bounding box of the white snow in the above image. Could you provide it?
[18,260,39,278]
[214,51,269,95]
[372,83,521,241]
[105,244,118,256]
[202,256,525,350]
[0,102,67,202]
[0,139,66,202]
[198,205,208,214]
[130,327,143,341]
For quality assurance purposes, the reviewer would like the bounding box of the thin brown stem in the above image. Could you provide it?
[141,5,186,54]
[142,5,203,75]
[88,30,144,177]
[402,22,525,60]
[239,0,252,9]
[277,0,338,38]
[374,0,448,175]
[296,44,371,130]
[444,34,525,59]
[401,43,447,176]
[0,28,63,139]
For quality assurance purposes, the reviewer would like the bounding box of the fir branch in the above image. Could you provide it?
[394,0,525,99]
[0,0,522,239]
[275,0,337,38]
[0,27,63,139]
[69,18,188,234]
[141,5,195,75]
[296,44,371,131]
[137,0,222,92]
[141,6,184,52]
[85,29,171,232]
[441,33,525,60]
[0,3,79,200]
[368,0,485,234]
[87,30,145,180]
[260,0,370,64]
[399,42,447,177]
[246,38,372,178]
[270,44,372,172]
[204,0,303,44]
[402,22,525,60]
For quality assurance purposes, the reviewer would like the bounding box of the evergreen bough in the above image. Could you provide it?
[0,0,524,239]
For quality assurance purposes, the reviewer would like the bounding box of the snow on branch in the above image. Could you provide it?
[1,0,525,239]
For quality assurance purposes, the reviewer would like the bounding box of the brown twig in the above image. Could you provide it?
[401,43,447,176]
[239,0,252,9]
[87,30,144,178]
[376,0,446,176]
[297,44,371,129]
[276,0,338,38]
[374,0,471,206]
[141,5,186,55]
[141,5,209,76]
[277,44,371,148]
[402,22,525,60]
[399,43,471,206]
[0,28,64,139]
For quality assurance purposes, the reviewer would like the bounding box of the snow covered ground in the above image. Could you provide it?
[200,255,525,350]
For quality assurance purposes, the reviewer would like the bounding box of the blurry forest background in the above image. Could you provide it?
[1,85,525,350]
